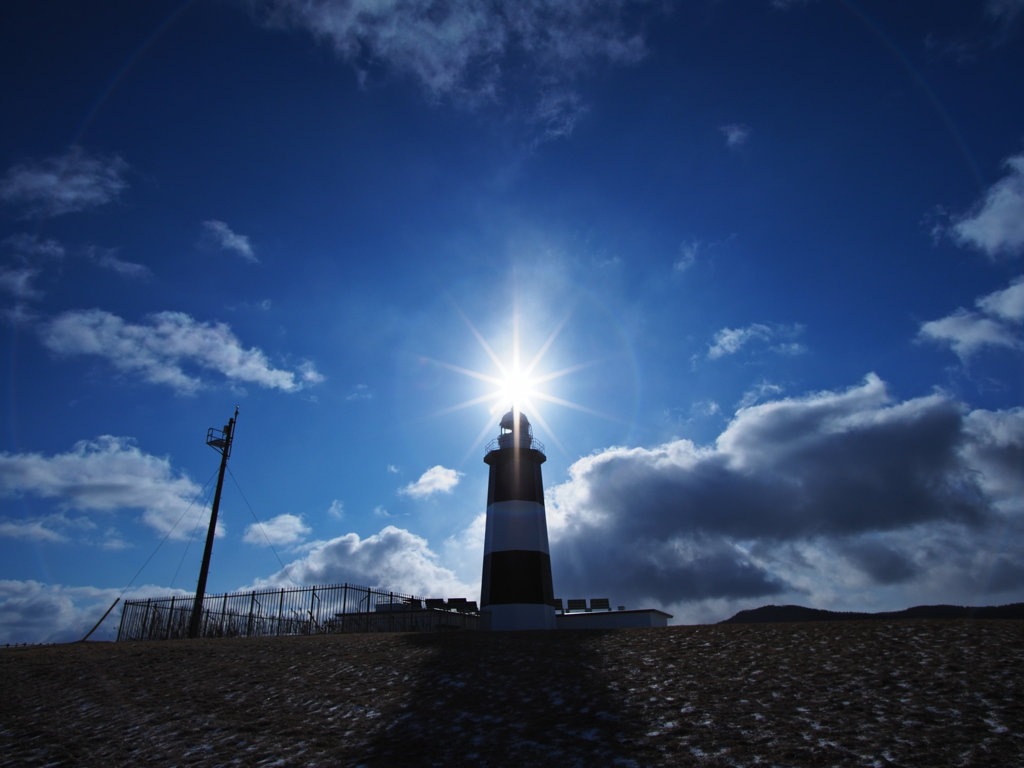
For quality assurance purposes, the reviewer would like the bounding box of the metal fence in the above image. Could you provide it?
[117,583,480,642]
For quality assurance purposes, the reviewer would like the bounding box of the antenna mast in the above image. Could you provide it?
[188,407,239,639]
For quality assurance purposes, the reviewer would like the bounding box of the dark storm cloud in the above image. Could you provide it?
[961,407,1024,506]
[556,375,985,542]
[556,533,786,604]
[840,539,918,585]
[548,375,1022,607]
[987,557,1024,591]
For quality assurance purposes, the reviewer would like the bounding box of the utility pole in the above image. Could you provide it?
[188,407,238,639]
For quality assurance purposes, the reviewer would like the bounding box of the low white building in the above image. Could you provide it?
[556,608,672,630]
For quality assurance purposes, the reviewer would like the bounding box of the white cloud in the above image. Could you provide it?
[0,267,42,300]
[243,513,311,546]
[0,236,66,302]
[977,276,1024,322]
[85,246,151,279]
[919,277,1024,361]
[986,0,1024,23]
[442,511,486,579]
[1,303,38,326]
[707,322,804,359]
[952,154,1024,259]
[327,499,344,518]
[919,310,1020,359]
[0,580,191,644]
[0,436,209,540]
[530,88,588,142]
[0,512,134,550]
[771,341,807,355]
[736,380,784,409]
[40,309,321,394]
[255,0,649,140]
[398,465,464,498]
[387,464,399,474]
[691,400,721,418]
[0,517,68,542]
[0,147,129,218]
[545,374,1024,618]
[3,233,65,261]
[345,383,372,401]
[250,525,471,598]
[673,241,699,273]
[201,220,258,263]
[720,123,750,148]
[709,323,772,358]
[0,239,148,307]
[101,529,132,550]
[299,360,325,385]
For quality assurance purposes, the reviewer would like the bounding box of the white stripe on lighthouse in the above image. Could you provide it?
[483,500,551,555]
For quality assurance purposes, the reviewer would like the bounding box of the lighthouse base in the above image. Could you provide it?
[484,603,557,631]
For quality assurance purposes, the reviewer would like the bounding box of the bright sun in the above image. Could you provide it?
[497,366,534,410]
[425,303,609,456]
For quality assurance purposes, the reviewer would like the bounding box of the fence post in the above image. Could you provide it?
[116,602,126,642]
[166,598,177,638]
[247,592,256,637]
[308,586,317,633]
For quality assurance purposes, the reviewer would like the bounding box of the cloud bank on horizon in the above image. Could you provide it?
[548,375,1023,619]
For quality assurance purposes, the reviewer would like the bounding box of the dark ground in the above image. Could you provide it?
[1,620,1022,767]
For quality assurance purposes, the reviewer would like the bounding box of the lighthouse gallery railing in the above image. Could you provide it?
[484,436,544,454]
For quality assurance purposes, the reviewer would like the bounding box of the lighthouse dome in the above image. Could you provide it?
[499,410,531,431]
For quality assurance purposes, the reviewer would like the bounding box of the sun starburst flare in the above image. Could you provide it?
[424,301,621,458]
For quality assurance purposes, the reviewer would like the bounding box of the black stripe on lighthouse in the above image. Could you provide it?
[486,449,546,504]
[481,550,553,605]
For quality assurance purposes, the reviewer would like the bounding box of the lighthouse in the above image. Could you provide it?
[480,408,556,630]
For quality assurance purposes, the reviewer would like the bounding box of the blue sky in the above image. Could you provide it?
[2,0,1023,643]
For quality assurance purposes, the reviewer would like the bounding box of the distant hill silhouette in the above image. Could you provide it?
[720,603,1024,624]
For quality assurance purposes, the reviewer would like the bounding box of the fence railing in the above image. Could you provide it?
[116,583,480,642]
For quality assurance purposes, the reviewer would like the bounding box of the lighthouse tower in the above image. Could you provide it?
[480,409,556,631]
